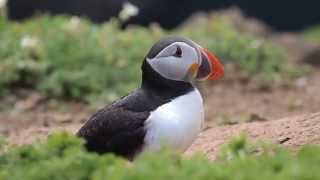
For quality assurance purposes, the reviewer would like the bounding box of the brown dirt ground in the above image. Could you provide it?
[1,70,320,159]
[187,112,320,159]
[204,70,320,126]
[6,111,320,160]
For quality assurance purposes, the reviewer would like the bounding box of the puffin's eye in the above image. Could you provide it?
[174,46,182,58]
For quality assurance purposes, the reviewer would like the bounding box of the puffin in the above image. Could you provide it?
[77,37,224,160]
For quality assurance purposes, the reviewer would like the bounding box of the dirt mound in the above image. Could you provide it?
[7,112,320,160]
[186,112,320,159]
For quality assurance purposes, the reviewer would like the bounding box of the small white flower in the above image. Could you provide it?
[20,35,39,49]
[119,1,139,21]
[295,77,307,88]
[66,16,81,30]
[0,0,7,9]
[250,40,263,49]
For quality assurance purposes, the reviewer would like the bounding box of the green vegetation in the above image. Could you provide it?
[0,133,319,180]
[0,17,157,103]
[0,15,307,104]
[304,25,320,43]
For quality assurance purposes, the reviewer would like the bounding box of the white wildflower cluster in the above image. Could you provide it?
[20,35,40,49]
[0,0,7,9]
[0,0,7,18]
[65,16,81,31]
[119,2,139,21]
[250,40,263,49]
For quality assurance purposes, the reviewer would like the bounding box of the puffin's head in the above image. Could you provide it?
[144,37,224,83]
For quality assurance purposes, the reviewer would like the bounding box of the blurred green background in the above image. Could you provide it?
[0,13,312,105]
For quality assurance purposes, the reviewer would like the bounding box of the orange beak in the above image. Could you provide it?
[196,48,224,81]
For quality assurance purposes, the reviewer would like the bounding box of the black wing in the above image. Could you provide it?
[76,88,170,159]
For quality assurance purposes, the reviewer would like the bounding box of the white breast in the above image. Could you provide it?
[143,88,204,153]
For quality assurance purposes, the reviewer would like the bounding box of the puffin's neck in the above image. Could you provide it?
[141,60,194,98]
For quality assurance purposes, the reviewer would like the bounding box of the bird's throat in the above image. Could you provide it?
[141,60,194,98]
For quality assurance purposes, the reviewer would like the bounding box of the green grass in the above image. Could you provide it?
[0,133,319,180]
[0,17,158,104]
[304,25,320,43]
[0,15,307,104]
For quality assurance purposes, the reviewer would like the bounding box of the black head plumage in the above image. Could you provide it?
[141,37,195,97]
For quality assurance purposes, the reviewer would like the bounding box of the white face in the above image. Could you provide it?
[146,42,201,82]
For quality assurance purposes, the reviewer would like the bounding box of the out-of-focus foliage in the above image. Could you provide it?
[0,15,306,103]
[304,25,320,43]
[0,16,159,103]
[0,133,319,180]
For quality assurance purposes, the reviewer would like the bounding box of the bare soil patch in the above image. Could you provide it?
[1,69,319,157]
[187,112,320,159]
[6,112,320,160]
[204,71,320,126]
